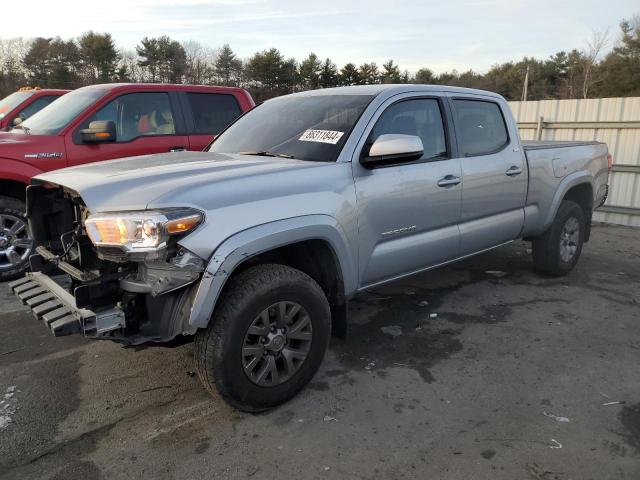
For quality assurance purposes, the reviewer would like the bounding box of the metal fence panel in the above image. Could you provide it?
[509,97,640,227]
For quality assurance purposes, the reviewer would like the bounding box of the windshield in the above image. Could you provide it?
[208,94,374,162]
[0,91,34,119]
[16,87,107,135]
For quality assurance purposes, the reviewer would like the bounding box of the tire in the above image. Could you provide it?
[194,264,331,412]
[532,200,586,276]
[0,196,33,282]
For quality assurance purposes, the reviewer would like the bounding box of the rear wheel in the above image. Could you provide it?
[532,200,585,276]
[0,196,34,282]
[194,264,331,412]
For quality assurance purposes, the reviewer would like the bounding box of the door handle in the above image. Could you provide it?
[169,146,187,152]
[505,166,523,176]
[437,175,461,187]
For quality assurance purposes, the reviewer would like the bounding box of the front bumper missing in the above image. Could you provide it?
[9,273,125,337]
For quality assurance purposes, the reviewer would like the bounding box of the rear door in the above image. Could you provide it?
[451,97,527,254]
[65,91,189,166]
[181,92,244,150]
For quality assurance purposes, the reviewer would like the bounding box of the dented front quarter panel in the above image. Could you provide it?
[185,215,359,329]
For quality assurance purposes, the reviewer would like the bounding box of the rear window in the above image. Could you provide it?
[453,99,509,156]
[186,93,242,135]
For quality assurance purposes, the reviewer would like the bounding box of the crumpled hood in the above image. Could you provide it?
[0,132,65,162]
[34,150,335,212]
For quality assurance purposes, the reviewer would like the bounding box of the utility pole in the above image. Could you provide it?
[521,65,529,102]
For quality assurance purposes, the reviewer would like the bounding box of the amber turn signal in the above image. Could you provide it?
[166,214,202,234]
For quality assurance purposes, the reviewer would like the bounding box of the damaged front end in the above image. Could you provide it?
[9,183,206,345]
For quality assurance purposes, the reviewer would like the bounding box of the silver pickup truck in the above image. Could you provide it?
[10,85,610,411]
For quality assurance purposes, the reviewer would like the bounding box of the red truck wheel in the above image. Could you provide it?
[0,196,34,281]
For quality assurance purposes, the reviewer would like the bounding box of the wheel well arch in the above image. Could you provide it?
[225,239,349,337]
[562,182,593,241]
[0,179,27,202]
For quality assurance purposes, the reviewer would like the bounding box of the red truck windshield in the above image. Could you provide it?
[16,88,107,135]
[0,91,34,119]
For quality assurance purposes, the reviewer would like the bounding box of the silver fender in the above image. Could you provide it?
[186,215,357,329]
[542,171,594,230]
[523,170,595,237]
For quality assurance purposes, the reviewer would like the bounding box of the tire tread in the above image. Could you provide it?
[532,200,585,276]
[194,263,330,411]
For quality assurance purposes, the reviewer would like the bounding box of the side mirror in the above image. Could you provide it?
[81,120,116,143]
[360,134,424,168]
[11,116,23,128]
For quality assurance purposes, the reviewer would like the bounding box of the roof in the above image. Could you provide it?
[75,83,248,95]
[289,84,504,100]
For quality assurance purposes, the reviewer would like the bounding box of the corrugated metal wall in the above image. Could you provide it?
[508,97,640,227]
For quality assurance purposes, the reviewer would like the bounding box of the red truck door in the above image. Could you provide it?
[64,91,189,166]
[181,91,245,151]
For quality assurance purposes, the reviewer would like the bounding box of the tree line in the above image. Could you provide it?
[0,15,638,102]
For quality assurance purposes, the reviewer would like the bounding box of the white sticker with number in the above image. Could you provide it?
[298,129,344,144]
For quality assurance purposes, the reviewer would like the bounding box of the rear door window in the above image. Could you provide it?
[186,93,242,135]
[453,99,509,156]
[83,92,176,142]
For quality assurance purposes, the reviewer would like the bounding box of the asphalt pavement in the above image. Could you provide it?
[1,223,639,480]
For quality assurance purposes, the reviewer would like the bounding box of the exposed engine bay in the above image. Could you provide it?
[18,183,206,345]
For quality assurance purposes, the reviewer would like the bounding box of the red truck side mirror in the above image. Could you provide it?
[81,120,116,143]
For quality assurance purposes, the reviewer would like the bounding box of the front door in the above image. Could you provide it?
[451,98,527,254]
[354,96,462,287]
[65,91,189,166]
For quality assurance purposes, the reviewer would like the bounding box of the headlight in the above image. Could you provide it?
[85,209,203,251]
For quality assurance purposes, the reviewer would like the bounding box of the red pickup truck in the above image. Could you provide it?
[0,83,254,280]
[0,87,69,131]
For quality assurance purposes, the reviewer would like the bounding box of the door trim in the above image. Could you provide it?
[359,239,513,291]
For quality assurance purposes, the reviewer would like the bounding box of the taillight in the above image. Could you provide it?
[607,153,613,171]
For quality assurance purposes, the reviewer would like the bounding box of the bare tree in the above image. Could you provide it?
[182,40,217,85]
[582,28,610,98]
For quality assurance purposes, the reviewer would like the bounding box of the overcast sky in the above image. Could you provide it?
[4,0,638,73]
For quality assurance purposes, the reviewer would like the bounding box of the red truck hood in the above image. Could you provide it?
[0,132,65,162]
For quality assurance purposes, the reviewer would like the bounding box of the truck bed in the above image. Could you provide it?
[522,140,603,150]
[521,139,609,237]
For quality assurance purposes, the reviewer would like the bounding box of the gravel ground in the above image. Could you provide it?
[0,223,639,480]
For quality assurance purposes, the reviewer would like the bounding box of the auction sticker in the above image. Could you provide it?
[299,129,344,144]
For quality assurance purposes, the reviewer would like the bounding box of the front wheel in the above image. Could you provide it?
[532,200,586,276]
[194,264,331,412]
[0,196,34,282]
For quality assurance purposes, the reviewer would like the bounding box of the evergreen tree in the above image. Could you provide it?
[319,58,338,88]
[299,53,322,89]
[381,59,401,83]
[358,62,379,84]
[214,44,242,86]
[338,63,360,86]
[137,36,187,83]
[79,31,119,83]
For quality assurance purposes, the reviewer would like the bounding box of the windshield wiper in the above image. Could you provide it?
[239,151,297,159]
